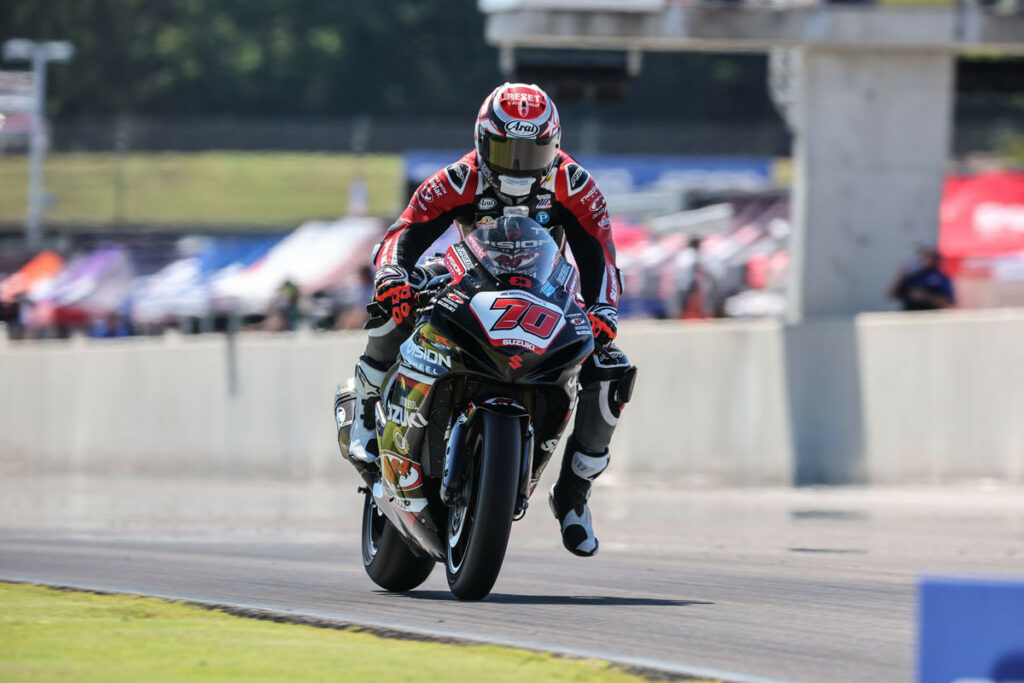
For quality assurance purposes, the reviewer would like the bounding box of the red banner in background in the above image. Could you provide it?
[940,172,1024,259]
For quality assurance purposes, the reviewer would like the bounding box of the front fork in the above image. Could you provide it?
[440,402,535,519]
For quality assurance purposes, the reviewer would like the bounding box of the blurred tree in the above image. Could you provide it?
[0,0,780,124]
[0,0,504,117]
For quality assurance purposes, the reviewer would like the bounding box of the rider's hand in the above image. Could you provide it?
[374,265,413,325]
[587,304,618,347]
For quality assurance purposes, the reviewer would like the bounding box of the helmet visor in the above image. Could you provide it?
[481,134,558,177]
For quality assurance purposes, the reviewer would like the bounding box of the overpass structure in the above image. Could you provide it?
[479,1,1024,483]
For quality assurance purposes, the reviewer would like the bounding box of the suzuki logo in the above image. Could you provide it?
[508,355,523,369]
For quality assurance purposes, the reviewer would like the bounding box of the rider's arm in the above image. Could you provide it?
[555,159,621,309]
[374,158,477,271]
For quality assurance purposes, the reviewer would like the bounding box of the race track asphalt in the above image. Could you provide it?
[1,473,1022,682]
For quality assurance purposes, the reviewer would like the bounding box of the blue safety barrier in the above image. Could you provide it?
[919,576,1024,683]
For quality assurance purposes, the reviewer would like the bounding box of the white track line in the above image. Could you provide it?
[1,574,798,683]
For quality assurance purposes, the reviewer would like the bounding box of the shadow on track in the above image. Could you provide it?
[387,591,712,606]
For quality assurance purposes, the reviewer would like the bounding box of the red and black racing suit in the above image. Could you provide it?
[364,149,631,482]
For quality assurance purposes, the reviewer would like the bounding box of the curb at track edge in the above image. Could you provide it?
[0,576,797,683]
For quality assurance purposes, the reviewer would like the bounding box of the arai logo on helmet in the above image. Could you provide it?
[505,120,539,138]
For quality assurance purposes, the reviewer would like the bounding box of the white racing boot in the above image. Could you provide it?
[548,437,610,557]
[347,358,387,466]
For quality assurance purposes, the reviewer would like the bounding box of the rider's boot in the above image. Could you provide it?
[338,356,388,478]
[548,435,609,557]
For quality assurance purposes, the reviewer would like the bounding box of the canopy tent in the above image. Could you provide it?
[0,250,64,304]
[212,217,382,315]
[44,246,136,326]
[300,218,384,294]
[132,235,281,324]
[940,172,1024,259]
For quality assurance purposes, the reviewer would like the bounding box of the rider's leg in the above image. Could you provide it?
[550,343,636,557]
[338,258,448,468]
[339,306,410,465]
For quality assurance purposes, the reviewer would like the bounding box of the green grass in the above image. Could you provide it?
[0,152,404,228]
[0,582,681,683]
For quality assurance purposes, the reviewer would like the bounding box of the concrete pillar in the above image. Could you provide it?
[787,49,955,321]
[784,49,954,483]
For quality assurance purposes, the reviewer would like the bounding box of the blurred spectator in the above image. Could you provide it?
[90,312,133,338]
[888,246,955,311]
[334,265,374,330]
[264,280,303,331]
[676,236,714,319]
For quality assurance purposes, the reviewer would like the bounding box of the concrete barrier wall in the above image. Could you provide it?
[2,311,1023,484]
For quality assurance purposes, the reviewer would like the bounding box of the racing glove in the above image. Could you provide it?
[374,265,413,325]
[587,304,618,347]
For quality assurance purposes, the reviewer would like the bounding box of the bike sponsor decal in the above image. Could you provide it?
[466,233,490,261]
[477,197,497,210]
[446,162,471,195]
[387,402,430,430]
[535,210,550,225]
[568,312,592,335]
[505,120,539,138]
[447,290,469,304]
[396,373,433,399]
[469,290,566,352]
[555,262,573,287]
[475,215,496,230]
[382,452,423,490]
[392,427,409,453]
[509,275,532,288]
[539,438,559,452]
[536,194,552,209]
[508,354,523,369]
[400,336,451,376]
[565,163,590,197]
[444,245,466,283]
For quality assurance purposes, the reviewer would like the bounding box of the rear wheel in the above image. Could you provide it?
[361,491,434,592]
[446,411,521,600]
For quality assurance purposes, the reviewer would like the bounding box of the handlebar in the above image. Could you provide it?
[413,272,453,309]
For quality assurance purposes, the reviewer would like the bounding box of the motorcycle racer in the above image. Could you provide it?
[338,82,635,557]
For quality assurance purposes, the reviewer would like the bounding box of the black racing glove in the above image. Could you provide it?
[374,265,413,325]
[586,304,618,347]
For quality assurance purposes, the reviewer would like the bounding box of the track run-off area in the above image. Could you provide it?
[1,473,1022,682]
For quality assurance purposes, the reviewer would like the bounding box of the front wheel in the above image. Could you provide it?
[361,491,434,592]
[446,411,521,600]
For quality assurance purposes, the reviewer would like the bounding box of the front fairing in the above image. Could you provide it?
[427,265,593,384]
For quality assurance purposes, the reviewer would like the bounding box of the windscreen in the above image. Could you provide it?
[465,223,561,282]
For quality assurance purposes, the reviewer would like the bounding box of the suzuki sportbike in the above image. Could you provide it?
[336,220,599,600]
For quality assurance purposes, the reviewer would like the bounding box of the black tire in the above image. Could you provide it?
[445,411,521,600]
[361,492,434,592]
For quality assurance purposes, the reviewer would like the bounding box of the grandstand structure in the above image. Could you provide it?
[480,0,1024,321]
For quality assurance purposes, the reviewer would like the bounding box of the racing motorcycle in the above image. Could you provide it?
[336,217,596,600]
